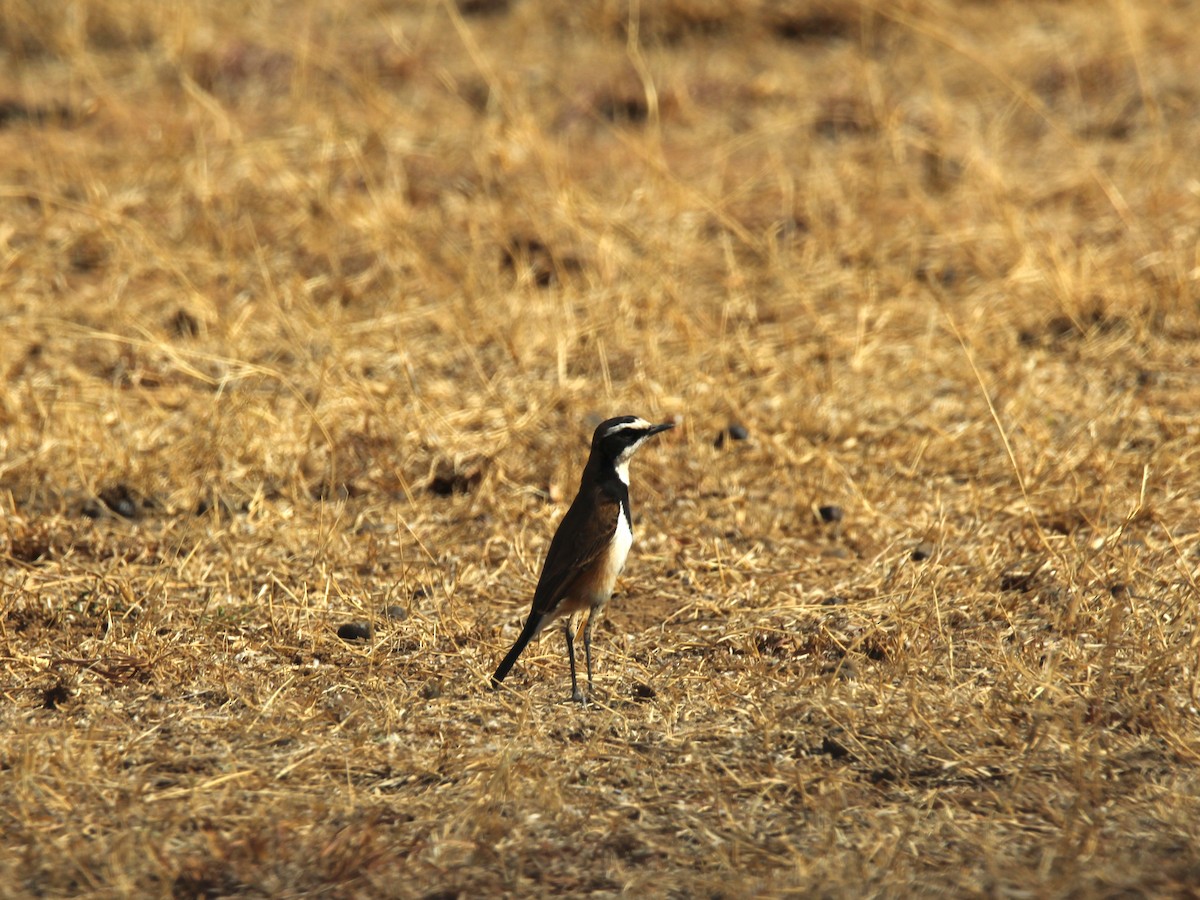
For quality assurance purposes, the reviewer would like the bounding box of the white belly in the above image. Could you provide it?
[603,512,633,592]
[580,511,633,610]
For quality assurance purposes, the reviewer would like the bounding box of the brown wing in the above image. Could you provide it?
[531,483,621,618]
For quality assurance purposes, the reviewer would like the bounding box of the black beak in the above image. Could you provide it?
[648,422,676,436]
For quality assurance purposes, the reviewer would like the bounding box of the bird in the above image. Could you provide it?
[491,415,675,702]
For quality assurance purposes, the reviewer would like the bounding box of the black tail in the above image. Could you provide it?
[491,613,543,689]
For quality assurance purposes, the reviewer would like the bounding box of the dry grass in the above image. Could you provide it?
[2,0,1200,896]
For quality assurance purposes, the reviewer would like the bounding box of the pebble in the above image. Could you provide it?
[631,681,657,701]
[337,622,371,642]
[817,504,844,524]
[713,422,749,448]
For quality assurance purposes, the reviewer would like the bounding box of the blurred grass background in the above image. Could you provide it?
[2,0,1200,896]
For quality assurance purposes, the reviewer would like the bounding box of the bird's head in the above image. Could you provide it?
[591,415,675,481]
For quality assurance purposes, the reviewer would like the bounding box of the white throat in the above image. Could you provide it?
[613,440,643,485]
[614,457,630,485]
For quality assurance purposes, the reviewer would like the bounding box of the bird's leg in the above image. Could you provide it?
[583,609,598,695]
[565,621,584,704]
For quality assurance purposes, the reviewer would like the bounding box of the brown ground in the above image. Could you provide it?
[3,0,1200,896]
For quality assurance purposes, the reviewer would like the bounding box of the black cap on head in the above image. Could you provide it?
[591,415,674,460]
